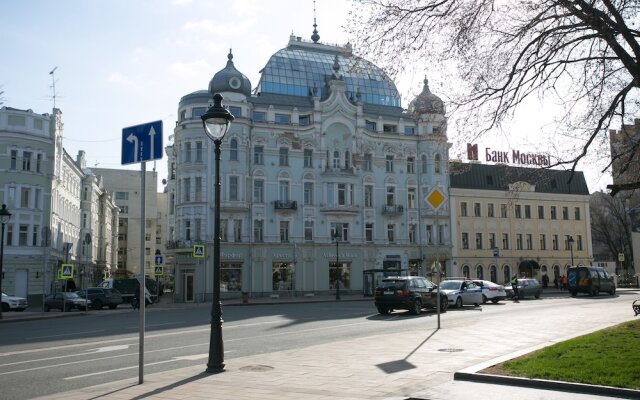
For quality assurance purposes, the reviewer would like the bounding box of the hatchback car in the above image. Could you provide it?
[77,287,124,310]
[1,292,28,312]
[44,292,91,312]
[374,276,449,315]
[472,280,507,303]
[439,280,483,308]
[505,278,542,299]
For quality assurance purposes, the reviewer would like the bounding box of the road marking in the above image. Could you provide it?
[25,329,105,340]
[0,345,131,368]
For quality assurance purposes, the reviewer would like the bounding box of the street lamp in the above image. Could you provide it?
[0,204,12,320]
[332,230,341,300]
[568,235,574,266]
[201,92,234,374]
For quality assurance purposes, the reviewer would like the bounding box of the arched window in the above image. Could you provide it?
[344,151,350,169]
[503,265,511,284]
[421,155,427,174]
[333,151,340,169]
[434,153,441,174]
[462,265,470,279]
[490,265,497,282]
[230,139,238,161]
[476,265,483,280]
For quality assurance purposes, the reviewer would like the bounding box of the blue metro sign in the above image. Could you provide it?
[121,120,163,165]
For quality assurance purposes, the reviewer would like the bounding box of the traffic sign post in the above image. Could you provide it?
[121,121,163,165]
[155,255,163,266]
[194,245,205,258]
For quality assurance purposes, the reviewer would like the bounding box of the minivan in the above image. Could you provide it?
[567,266,616,297]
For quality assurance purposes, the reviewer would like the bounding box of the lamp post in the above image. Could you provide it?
[568,235,574,266]
[201,92,234,374]
[332,230,341,300]
[0,204,12,320]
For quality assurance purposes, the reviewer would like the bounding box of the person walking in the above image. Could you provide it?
[510,274,519,301]
[561,274,568,291]
[542,274,549,288]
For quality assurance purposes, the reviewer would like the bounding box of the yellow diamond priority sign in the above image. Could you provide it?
[426,188,445,209]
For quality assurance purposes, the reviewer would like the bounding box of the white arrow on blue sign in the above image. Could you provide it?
[121,120,163,165]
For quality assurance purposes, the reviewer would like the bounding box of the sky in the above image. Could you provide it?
[0,0,612,193]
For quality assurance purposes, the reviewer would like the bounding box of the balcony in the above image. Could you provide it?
[274,200,297,211]
[382,205,404,215]
[320,203,359,214]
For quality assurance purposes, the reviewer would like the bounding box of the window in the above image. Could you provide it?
[421,155,427,173]
[333,151,340,168]
[407,188,416,209]
[487,203,494,217]
[185,143,192,163]
[252,111,265,121]
[299,114,311,126]
[220,220,228,241]
[526,234,533,250]
[337,183,352,206]
[254,146,264,165]
[230,139,238,161]
[540,234,546,250]
[19,224,28,246]
[233,220,242,242]
[460,202,468,217]
[404,126,415,135]
[426,225,433,244]
[228,106,241,118]
[22,151,32,171]
[364,185,373,208]
[279,147,289,166]
[33,225,39,246]
[577,235,583,251]
[35,188,41,209]
[10,150,17,170]
[383,124,397,133]
[516,234,523,250]
[489,233,496,248]
[183,178,191,202]
[304,149,313,168]
[304,220,313,241]
[434,154,441,173]
[409,224,417,244]
[462,233,469,249]
[574,207,581,220]
[253,220,263,242]
[20,187,29,208]
[331,222,349,241]
[119,205,129,214]
[407,157,415,174]
[538,205,544,219]
[304,182,314,205]
[385,155,394,172]
[278,181,290,201]
[562,206,569,220]
[275,114,290,123]
[253,180,264,203]
[502,233,509,249]
[195,177,202,201]
[6,224,12,246]
[515,204,522,218]
[552,234,559,250]
[386,186,395,206]
[364,153,372,171]
[474,202,481,217]
[365,223,374,242]
[36,154,42,173]
[476,233,483,249]
[501,204,508,218]
[229,176,239,201]
[365,120,376,130]
[524,205,531,219]
[387,224,395,242]
[550,206,557,219]
[192,107,206,117]
[564,235,573,250]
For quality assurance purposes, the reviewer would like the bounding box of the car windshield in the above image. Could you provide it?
[380,279,407,290]
[65,292,80,299]
[439,281,462,290]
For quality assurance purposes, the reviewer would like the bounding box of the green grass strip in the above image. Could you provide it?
[502,320,640,389]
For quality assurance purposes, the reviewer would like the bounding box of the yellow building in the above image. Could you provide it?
[449,162,592,286]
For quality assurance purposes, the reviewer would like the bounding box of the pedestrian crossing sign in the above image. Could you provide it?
[59,264,74,279]
[155,266,163,276]
[193,244,205,258]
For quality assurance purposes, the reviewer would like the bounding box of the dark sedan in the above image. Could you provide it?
[505,278,542,299]
[44,292,91,312]
[77,287,124,310]
[374,276,449,315]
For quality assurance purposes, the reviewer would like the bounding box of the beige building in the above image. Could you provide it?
[449,162,592,286]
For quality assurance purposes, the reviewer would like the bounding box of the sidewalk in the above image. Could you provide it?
[14,288,636,400]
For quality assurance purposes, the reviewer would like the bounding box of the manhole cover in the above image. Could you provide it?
[438,348,463,352]
[239,364,274,372]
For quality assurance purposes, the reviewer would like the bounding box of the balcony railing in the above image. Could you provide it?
[382,205,404,215]
[274,200,297,210]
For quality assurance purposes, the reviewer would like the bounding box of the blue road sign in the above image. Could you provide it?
[492,247,499,257]
[193,245,205,258]
[155,255,163,266]
[121,120,163,165]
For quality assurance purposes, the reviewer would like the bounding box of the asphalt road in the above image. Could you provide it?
[0,292,633,400]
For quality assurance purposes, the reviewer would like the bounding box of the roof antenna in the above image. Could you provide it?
[311,0,320,43]
[49,67,58,108]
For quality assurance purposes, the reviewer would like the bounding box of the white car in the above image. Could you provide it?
[438,280,483,308]
[472,280,507,303]
[1,292,29,312]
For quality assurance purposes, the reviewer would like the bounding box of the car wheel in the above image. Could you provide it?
[610,287,616,295]
[455,297,463,309]
[439,297,448,312]
[1,303,9,312]
[92,300,103,310]
[570,291,577,297]
[591,288,599,296]
[491,299,500,304]
[108,305,117,309]
[376,305,390,315]
[534,293,540,299]
[410,299,422,315]
[482,295,488,304]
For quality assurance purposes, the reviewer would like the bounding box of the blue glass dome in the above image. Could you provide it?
[256,39,401,107]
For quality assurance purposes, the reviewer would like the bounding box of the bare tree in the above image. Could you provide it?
[590,191,633,272]
[347,0,640,192]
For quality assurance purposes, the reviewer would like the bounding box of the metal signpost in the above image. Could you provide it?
[426,188,446,329]
[121,120,163,384]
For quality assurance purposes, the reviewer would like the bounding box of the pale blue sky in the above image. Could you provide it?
[0,0,610,191]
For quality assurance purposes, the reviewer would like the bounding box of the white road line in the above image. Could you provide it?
[25,330,105,340]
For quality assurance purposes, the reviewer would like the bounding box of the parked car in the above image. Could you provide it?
[505,278,542,299]
[374,276,449,315]
[472,280,507,303]
[44,292,91,312]
[567,266,616,296]
[77,287,124,310]
[439,280,483,308]
[1,292,28,312]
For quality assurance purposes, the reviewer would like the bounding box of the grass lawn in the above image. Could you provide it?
[482,319,640,389]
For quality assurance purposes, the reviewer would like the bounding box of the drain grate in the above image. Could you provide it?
[239,364,274,372]
[437,348,463,352]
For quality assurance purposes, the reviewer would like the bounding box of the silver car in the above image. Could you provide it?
[439,280,483,308]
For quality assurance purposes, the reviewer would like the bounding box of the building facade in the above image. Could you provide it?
[166,33,452,301]
[449,162,592,286]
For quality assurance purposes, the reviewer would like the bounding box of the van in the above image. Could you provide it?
[567,266,616,297]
